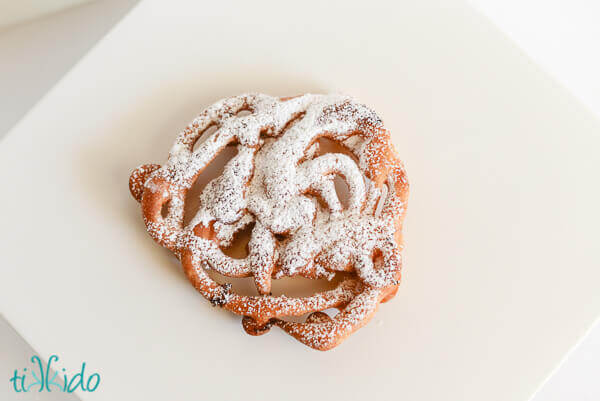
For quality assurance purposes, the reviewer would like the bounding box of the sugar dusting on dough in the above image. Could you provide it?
[135,93,409,350]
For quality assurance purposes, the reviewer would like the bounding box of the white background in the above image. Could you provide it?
[0,1,598,400]
[468,3,600,399]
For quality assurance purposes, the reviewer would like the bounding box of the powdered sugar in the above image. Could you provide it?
[148,94,401,286]
[133,93,409,349]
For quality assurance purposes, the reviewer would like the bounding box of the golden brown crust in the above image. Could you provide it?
[129,94,408,350]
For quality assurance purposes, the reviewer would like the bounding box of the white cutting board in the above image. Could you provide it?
[1,1,599,400]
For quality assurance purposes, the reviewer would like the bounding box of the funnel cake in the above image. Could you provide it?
[129,93,409,350]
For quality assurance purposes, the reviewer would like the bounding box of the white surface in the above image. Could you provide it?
[0,0,92,29]
[466,3,600,399]
[0,2,136,400]
[1,1,600,401]
[0,0,138,136]
[0,316,80,401]
[469,0,600,119]
[531,327,600,401]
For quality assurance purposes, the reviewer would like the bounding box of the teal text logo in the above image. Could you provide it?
[9,355,100,393]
